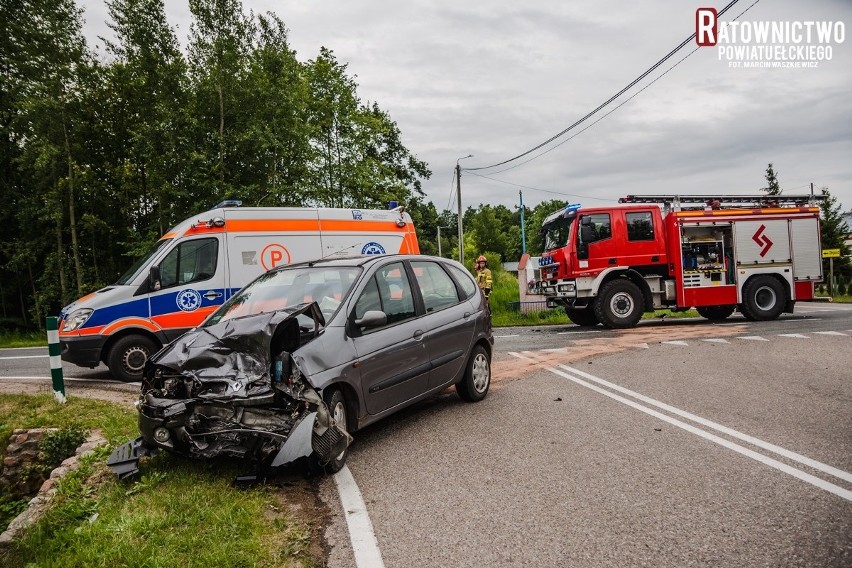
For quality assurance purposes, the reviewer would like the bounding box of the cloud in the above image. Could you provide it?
[77,0,852,212]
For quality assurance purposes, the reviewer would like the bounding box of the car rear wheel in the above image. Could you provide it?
[107,335,158,382]
[456,344,490,402]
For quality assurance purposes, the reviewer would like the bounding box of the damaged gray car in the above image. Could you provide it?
[108,254,493,478]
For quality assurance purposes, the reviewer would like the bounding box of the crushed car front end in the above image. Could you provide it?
[108,304,350,479]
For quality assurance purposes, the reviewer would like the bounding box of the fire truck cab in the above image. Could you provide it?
[535,194,824,329]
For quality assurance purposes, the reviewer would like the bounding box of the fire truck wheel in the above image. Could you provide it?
[740,276,786,321]
[594,279,644,329]
[696,305,736,321]
[565,308,599,327]
[107,335,158,382]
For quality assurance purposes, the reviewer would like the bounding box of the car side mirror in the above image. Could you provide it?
[149,266,161,291]
[354,310,387,328]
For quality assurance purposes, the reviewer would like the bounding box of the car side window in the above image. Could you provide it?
[412,261,460,313]
[447,264,478,299]
[354,262,416,328]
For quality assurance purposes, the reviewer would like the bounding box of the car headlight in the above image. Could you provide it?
[62,308,93,332]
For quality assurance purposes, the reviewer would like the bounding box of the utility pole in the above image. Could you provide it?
[437,226,450,257]
[519,190,527,255]
[456,155,473,265]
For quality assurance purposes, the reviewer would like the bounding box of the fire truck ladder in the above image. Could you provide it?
[618,194,825,211]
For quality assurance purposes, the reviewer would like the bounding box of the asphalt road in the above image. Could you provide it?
[2,303,851,566]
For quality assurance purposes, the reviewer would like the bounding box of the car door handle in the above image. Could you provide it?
[203,291,223,300]
[413,330,424,340]
[464,312,472,319]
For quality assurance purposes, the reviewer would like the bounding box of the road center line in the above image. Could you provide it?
[333,465,385,568]
[509,352,852,502]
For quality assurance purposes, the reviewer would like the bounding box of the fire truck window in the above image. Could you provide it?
[626,211,655,241]
[578,214,611,244]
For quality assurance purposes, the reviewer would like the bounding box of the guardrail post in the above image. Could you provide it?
[46,316,66,403]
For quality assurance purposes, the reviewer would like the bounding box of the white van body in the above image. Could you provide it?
[59,205,419,381]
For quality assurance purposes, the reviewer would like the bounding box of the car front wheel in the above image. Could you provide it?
[314,389,349,474]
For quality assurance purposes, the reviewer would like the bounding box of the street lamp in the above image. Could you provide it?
[436,226,450,257]
[456,154,473,265]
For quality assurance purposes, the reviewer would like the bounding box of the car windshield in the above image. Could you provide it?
[115,239,171,285]
[205,266,362,326]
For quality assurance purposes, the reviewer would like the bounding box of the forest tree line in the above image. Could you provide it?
[1,1,849,331]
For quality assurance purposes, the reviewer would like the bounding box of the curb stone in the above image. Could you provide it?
[0,429,107,547]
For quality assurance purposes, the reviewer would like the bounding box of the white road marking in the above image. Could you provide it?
[814,331,849,336]
[508,352,852,502]
[702,338,730,343]
[634,343,650,349]
[778,333,809,338]
[559,364,852,486]
[494,334,519,338]
[0,376,135,386]
[0,355,48,360]
[557,330,602,335]
[662,341,689,346]
[0,346,47,351]
[542,347,568,353]
[737,336,769,341]
[333,465,385,568]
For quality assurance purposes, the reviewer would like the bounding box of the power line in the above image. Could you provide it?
[465,171,613,202]
[466,0,743,172]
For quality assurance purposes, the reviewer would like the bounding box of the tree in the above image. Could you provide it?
[764,163,782,195]
[817,187,851,289]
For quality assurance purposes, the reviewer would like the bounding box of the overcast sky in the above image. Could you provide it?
[78,0,852,215]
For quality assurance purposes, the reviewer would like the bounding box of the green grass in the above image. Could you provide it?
[0,394,318,567]
[0,330,47,348]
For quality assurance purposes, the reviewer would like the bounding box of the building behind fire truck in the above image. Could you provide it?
[535,194,824,329]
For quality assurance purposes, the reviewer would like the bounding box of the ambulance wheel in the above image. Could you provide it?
[740,276,785,321]
[696,305,736,321]
[594,279,644,329]
[107,335,158,382]
[565,308,599,327]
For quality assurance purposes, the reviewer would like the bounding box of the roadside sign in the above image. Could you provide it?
[821,249,841,258]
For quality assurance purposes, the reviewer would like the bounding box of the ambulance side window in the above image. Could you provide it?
[159,238,219,289]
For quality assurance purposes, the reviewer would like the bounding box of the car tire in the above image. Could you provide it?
[740,276,785,321]
[456,344,491,402]
[565,308,599,327]
[313,389,349,474]
[593,279,644,329]
[696,305,736,321]
[107,335,158,382]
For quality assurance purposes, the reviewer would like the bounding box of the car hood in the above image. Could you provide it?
[147,302,326,397]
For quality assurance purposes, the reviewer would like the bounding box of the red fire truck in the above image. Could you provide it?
[534,194,824,329]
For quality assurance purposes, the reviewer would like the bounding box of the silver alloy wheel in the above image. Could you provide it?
[609,292,635,318]
[754,285,777,310]
[471,352,490,393]
[122,346,148,373]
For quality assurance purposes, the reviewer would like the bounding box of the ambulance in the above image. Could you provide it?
[58,201,419,381]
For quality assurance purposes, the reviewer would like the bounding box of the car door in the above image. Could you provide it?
[351,261,431,415]
[409,260,475,389]
[149,236,227,342]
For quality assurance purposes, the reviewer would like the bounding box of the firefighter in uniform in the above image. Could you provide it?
[474,255,493,304]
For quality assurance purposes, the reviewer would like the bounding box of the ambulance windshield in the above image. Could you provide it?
[115,239,171,285]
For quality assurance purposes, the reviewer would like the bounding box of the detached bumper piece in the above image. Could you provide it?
[107,437,159,479]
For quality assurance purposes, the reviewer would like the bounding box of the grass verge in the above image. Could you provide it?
[0,394,319,567]
[0,331,47,348]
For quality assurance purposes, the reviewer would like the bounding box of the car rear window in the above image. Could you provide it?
[447,264,478,299]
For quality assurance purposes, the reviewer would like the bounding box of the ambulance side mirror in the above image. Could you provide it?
[149,266,162,291]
